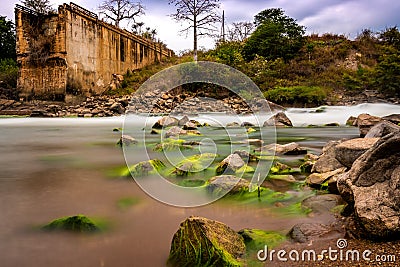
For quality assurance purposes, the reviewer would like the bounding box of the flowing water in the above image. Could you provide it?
[0,103,398,267]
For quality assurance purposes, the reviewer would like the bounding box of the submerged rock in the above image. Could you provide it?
[117,135,138,146]
[216,154,246,175]
[171,153,217,176]
[263,112,293,127]
[167,216,245,267]
[207,175,249,195]
[256,142,307,155]
[164,126,187,138]
[238,229,286,251]
[288,223,340,243]
[337,133,400,240]
[42,215,100,232]
[302,194,344,214]
[126,159,165,177]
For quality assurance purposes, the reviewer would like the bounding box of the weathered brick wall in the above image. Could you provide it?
[16,3,173,100]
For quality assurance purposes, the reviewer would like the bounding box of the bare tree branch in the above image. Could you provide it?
[169,0,221,60]
[98,0,144,27]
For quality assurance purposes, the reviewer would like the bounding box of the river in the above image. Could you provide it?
[0,103,398,267]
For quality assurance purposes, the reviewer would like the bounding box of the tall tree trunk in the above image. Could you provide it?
[193,13,198,61]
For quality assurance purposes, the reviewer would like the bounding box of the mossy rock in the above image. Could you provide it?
[239,229,286,252]
[247,127,256,133]
[178,179,206,187]
[42,215,100,232]
[172,153,217,176]
[153,138,194,152]
[167,216,245,267]
[125,159,165,177]
[206,175,250,196]
[216,154,246,175]
[112,127,122,132]
[270,162,294,175]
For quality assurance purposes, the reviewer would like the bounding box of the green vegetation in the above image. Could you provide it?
[264,86,328,106]
[239,229,286,266]
[42,214,101,232]
[117,197,140,210]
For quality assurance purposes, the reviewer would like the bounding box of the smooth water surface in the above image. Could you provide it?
[0,103,398,267]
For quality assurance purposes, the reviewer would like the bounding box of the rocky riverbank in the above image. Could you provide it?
[0,88,284,117]
[1,87,399,117]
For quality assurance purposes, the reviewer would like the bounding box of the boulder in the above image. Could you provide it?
[117,135,138,146]
[263,112,293,127]
[256,142,307,155]
[287,223,339,243]
[302,194,345,214]
[126,159,165,177]
[216,154,246,175]
[306,167,347,188]
[182,121,198,130]
[382,114,400,125]
[233,150,257,162]
[365,121,400,138]
[167,216,245,267]
[337,133,400,239]
[152,116,179,129]
[312,140,345,173]
[164,126,187,138]
[171,153,217,176]
[178,115,190,126]
[354,113,382,137]
[334,138,379,168]
[207,175,250,195]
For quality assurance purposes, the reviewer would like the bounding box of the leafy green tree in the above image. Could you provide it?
[379,26,400,50]
[374,47,400,97]
[242,8,305,62]
[0,16,16,60]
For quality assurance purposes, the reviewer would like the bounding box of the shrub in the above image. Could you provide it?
[0,58,18,89]
[264,86,328,106]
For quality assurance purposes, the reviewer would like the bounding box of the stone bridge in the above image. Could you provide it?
[15,3,174,101]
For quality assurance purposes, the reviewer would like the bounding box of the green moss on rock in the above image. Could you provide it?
[153,138,194,152]
[42,215,100,232]
[167,216,245,267]
[125,159,165,177]
[172,153,217,176]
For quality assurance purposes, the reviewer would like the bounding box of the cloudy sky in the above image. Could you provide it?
[2,0,399,53]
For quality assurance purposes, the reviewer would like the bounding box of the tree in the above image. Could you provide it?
[226,21,254,42]
[20,0,54,14]
[0,16,16,60]
[379,26,400,50]
[99,0,144,28]
[169,0,221,61]
[242,8,305,62]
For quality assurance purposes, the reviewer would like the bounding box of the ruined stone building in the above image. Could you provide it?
[15,3,174,100]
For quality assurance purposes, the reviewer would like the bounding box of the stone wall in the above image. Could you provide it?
[15,3,174,100]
